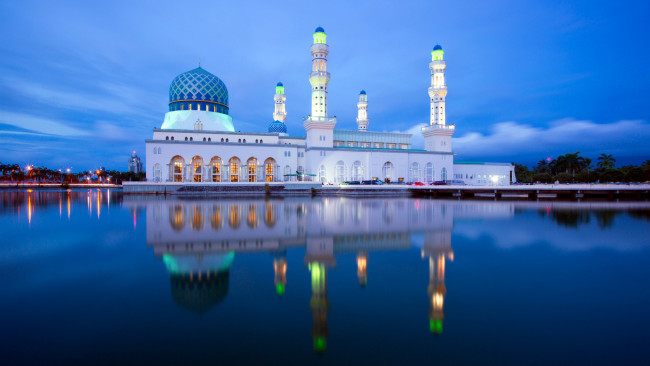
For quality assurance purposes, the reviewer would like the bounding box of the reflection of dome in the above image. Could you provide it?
[268,121,287,134]
[169,67,229,114]
[170,272,230,315]
[163,252,235,315]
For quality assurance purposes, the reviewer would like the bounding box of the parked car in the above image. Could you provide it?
[361,180,384,185]
[412,181,426,186]
[446,180,466,185]
[341,181,361,185]
[431,181,448,185]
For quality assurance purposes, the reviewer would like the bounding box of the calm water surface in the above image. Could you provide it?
[1,190,649,365]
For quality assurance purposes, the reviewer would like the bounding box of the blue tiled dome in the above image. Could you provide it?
[360,90,366,95]
[276,82,283,87]
[169,67,229,114]
[315,26,325,33]
[268,121,287,134]
[433,44,443,51]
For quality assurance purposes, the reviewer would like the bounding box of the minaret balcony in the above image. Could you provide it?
[422,124,455,136]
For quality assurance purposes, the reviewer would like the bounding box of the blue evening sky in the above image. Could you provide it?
[0,0,648,171]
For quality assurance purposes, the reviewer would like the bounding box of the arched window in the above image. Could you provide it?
[209,156,222,182]
[410,162,420,182]
[441,167,448,182]
[335,161,345,183]
[229,157,240,182]
[243,139,246,143]
[382,162,393,183]
[221,138,224,142]
[226,138,229,142]
[247,157,258,182]
[208,138,211,142]
[238,138,241,143]
[185,137,188,141]
[264,158,276,182]
[191,156,203,182]
[255,139,259,143]
[189,137,193,141]
[203,137,206,142]
[260,139,263,143]
[352,161,363,181]
[153,163,161,182]
[171,136,174,141]
[170,156,184,182]
[319,165,326,183]
[425,163,434,182]
[284,165,291,182]
[166,136,169,140]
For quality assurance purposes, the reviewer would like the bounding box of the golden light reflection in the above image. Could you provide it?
[210,206,222,230]
[190,205,204,231]
[246,204,258,228]
[273,257,287,296]
[27,193,32,225]
[67,193,70,219]
[357,252,368,287]
[169,206,185,231]
[229,205,241,229]
[264,203,276,228]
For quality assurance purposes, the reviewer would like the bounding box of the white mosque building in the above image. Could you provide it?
[145,27,514,185]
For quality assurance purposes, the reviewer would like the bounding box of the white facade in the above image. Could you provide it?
[144,28,515,186]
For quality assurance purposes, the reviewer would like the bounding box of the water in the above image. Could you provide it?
[1,189,649,365]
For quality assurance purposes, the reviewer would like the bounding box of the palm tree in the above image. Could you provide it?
[597,154,616,169]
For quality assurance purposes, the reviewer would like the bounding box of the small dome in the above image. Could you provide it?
[268,121,287,134]
[359,90,366,95]
[276,82,283,87]
[315,26,325,33]
[169,67,229,114]
[433,44,443,51]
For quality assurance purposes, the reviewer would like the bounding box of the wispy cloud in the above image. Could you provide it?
[452,119,650,163]
[0,111,89,137]
[394,119,650,164]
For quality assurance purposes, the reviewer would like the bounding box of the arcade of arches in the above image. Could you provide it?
[168,156,279,182]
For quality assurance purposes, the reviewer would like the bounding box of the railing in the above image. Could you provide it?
[421,124,455,132]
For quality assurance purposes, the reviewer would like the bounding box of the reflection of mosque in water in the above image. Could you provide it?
[126,197,511,352]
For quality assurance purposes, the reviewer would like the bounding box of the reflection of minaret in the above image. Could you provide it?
[273,252,287,296]
[357,251,368,287]
[422,230,453,335]
[305,236,335,353]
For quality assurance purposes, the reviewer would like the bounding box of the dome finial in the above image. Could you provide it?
[198,58,201,68]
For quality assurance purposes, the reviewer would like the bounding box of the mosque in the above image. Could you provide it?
[144,27,514,185]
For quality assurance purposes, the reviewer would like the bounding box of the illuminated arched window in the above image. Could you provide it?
[209,156,222,182]
[170,156,184,182]
[264,158,276,182]
[229,157,241,182]
[247,157,258,182]
[191,156,203,182]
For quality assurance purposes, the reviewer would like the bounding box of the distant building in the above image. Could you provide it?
[128,151,143,173]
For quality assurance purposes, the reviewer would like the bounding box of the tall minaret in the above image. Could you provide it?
[356,90,369,131]
[422,44,455,153]
[273,82,286,123]
[310,27,330,118]
[304,27,337,149]
[429,45,447,126]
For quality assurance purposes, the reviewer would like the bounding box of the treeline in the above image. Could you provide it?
[515,153,650,183]
[0,163,145,185]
